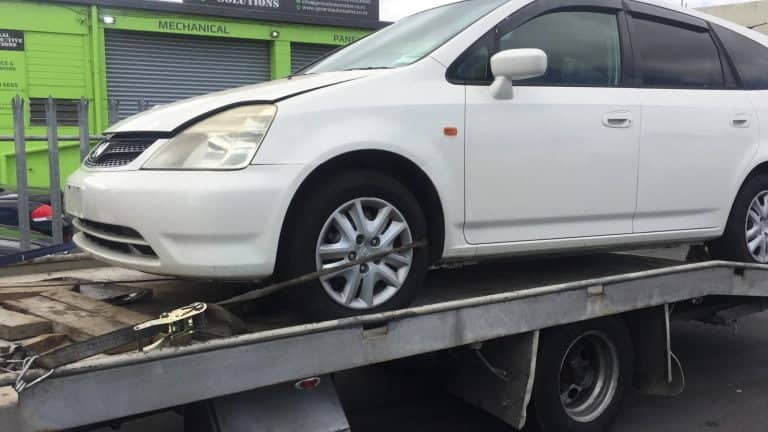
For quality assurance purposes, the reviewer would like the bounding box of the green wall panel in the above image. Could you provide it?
[25,32,89,99]
[0,2,88,35]
[1,142,81,188]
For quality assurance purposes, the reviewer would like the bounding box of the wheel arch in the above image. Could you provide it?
[721,159,768,231]
[277,149,446,269]
[727,160,768,214]
[744,160,768,182]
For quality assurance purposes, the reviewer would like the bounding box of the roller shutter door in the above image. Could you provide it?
[291,43,338,73]
[105,30,270,121]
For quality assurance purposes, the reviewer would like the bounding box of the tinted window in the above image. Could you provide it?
[499,12,621,86]
[713,24,768,90]
[631,16,724,89]
[449,11,621,86]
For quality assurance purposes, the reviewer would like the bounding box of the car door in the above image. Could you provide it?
[626,2,760,233]
[459,4,641,244]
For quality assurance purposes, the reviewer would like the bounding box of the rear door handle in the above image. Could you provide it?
[732,114,751,128]
[603,111,633,128]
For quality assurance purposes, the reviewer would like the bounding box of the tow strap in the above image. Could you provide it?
[1,240,428,392]
[218,240,428,305]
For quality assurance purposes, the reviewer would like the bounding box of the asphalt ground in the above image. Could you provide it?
[93,308,768,432]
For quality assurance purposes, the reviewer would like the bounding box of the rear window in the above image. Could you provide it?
[630,16,724,89]
[713,24,768,90]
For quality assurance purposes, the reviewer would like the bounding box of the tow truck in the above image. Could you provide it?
[0,246,766,432]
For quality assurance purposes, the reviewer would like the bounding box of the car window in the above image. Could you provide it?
[449,10,622,87]
[630,16,724,89]
[713,24,768,90]
[499,11,621,86]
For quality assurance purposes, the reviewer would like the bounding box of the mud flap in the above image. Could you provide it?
[444,331,539,430]
[625,304,685,396]
[185,375,349,432]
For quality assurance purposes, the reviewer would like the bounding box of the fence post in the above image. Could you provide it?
[78,97,90,162]
[45,96,64,244]
[138,96,147,113]
[12,96,31,251]
[108,98,120,126]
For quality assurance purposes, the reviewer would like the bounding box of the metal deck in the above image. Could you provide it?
[1,252,767,430]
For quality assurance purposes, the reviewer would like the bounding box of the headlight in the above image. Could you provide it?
[143,105,277,170]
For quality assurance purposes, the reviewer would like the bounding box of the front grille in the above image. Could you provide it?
[78,218,142,239]
[84,135,159,168]
[83,232,158,257]
[76,218,158,258]
[84,232,131,254]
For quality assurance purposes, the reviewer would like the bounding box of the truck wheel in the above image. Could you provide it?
[528,317,633,432]
[281,170,428,319]
[709,174,768,263]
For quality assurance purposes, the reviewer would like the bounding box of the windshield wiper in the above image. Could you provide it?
[342,66,394,71]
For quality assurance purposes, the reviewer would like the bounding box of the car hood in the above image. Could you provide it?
[106,70,375,134]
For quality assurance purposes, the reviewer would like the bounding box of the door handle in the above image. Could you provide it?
[731,114,751,128]
[603,111,633,128]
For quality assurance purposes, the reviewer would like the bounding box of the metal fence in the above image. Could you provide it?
[0,95,153,254]
[0,96,96,252]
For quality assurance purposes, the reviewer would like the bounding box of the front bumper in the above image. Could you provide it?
[66,165,304,279]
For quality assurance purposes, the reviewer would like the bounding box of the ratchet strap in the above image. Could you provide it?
[217,239,428,306]
[17,240,428,375]
[36,302,215,369]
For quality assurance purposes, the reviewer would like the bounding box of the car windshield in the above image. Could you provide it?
[303,0,509,74]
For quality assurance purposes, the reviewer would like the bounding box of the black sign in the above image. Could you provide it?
[183,0,379,27]
[0,30,23,51]
[48,0,383,29]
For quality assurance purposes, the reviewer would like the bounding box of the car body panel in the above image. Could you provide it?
[254,58,469,258]
[746,91,768,172]
[106,70,376,134]
[633,89,759,233]
[67,165,304,278]
[464,86,641,244]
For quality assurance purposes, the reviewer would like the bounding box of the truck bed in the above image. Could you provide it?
[1,250,764,431]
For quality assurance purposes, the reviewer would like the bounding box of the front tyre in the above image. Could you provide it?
[281,170,428,319]
[528,317,633,432]
[710,174,768,263]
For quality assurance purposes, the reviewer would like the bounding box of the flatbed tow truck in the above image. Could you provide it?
[0,247,766,432]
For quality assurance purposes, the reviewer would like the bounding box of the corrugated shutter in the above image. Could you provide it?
[105,30,270,121]
[291,43,338,73]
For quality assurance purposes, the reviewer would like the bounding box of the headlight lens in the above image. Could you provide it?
[143,105,277,170]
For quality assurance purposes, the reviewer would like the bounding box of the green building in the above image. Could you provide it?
[0,0,378,187]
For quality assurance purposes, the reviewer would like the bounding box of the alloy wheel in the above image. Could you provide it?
[745,191,768,263]
[315,198,413,310]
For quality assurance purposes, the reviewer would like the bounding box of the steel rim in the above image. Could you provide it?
[315,198,413,310]
[559,331,620,423]
[745,191,768,263]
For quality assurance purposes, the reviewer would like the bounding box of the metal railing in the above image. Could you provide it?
[0,95,153,253]
[0,96,98,251]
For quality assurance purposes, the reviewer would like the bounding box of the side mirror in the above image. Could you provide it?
[490,49,547,100]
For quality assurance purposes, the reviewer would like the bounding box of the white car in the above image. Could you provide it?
[68,0,768,319]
